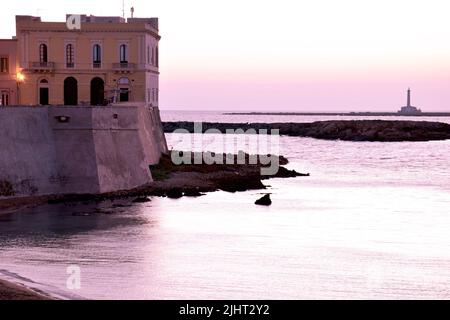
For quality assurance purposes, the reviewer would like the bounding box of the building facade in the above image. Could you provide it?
[2,14,160,106]
[0,39,18,106]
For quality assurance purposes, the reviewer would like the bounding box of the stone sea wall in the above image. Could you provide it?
[0,104,168,198]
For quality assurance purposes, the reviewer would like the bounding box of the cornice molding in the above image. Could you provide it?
[19,29,161,40]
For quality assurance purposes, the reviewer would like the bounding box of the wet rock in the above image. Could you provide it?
[132,197,151,203]
[255,194,272,206]
[218,175,266,193]
[166,188,183,199]
[273,167,310,178]
[184,189,204,197]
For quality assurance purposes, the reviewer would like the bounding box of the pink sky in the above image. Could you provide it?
[1,0,450,111]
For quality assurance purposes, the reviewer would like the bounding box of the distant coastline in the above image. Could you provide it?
[164,120,450,142]
[223,112,450,117]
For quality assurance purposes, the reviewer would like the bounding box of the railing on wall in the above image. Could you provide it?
[112,63,136,71]
[31,62,55,69]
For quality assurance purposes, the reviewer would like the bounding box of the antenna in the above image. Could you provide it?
[122,0,125,18]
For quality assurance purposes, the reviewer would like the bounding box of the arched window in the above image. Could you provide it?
[93,44,101,68]
[66,44,74,68]
[117,77,130,85]
[39,44,48,64]
[1,91,9,106]
[120,44,127,63]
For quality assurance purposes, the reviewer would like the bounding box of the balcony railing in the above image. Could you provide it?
[93,62,101,69]
[112,62,135,72]
[30,62,55,71]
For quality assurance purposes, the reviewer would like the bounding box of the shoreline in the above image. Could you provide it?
[0,279,53,300]
[0,152,308,215]
[0,152,305,300]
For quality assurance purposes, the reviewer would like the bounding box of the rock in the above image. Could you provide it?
[218,175,266,193]
[132,197,151,203]
[184,189,204,197]
[163,120,450,142]
[255,194,272,206]
[112,203,131,208]
[166,188,183,199]
[72,212,93,217]
[273,167,310,178]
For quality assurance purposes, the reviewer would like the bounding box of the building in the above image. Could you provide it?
[1,14,160,106]
[0,39,18,106]
[398,88,422,115]
[0,14,168,198]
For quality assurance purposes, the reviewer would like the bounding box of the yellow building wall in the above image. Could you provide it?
[16,17,160,106]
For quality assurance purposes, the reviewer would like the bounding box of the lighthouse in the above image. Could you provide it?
[398,88,422,115]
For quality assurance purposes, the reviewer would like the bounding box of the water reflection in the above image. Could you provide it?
[0,200,151,245]
[0,132,449,299]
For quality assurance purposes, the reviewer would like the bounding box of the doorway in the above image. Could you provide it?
[39,88,49,105]
[90,77,104,106]
[64,77,78,105]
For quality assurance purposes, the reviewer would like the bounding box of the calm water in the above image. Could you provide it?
[0,112,450,299]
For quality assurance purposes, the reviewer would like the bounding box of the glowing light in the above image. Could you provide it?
[16,71,25,83]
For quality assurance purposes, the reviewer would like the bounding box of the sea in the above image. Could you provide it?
[0,110,449,299]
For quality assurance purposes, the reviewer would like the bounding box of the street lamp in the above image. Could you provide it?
[16,71,25,105]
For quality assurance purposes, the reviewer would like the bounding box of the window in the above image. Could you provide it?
[66,44,74,68]
[0,57,8,73]
[147,46,150,64]
[151,47,154,65]
[117,78,130,102]
[156,46,159,67]
[39,44,48,64]
[120,44,128,64]
[93,44,101,68]
[1,91,9,106]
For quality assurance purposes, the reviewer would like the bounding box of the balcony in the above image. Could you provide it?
[30,62,55,72]
[112,62,135,73]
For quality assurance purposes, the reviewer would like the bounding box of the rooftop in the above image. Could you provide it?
[15,14,159,32]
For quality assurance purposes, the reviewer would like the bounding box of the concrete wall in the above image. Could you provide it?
[0,104,167,198]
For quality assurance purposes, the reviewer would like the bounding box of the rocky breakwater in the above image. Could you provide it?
[163,120,450,142]
[145,151,309,196]
[0,152,308,212]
